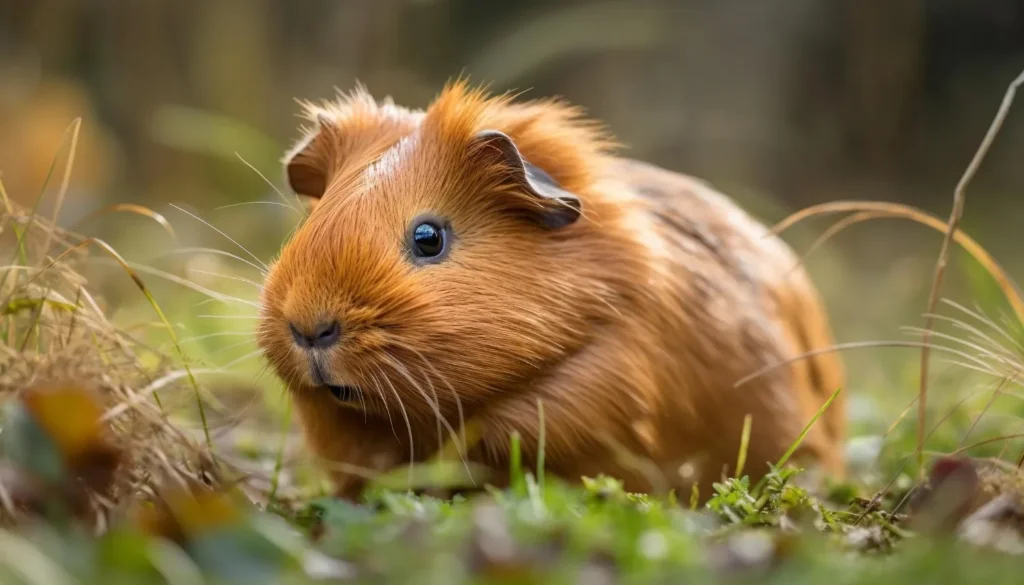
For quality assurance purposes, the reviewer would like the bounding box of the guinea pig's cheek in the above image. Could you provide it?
[256,323,296,374]
[351,329,389,354]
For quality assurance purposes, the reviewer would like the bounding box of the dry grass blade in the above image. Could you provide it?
[771,201,1024,325]
[0,125,75,294]
[0,177,12,214]
[19,236,215,455]
[951,433,1024,456]
[774,69,1024,478]
[924,310,1021,365]
[37,118,82,264]
[942,299,1024,356]
[1,200,235,529]
[959,376,1014,449]
[734,339,993,388]
[914,68,1024,476]
[70,203,178,241]
[785,210,886,275]
[899,325,1017,374]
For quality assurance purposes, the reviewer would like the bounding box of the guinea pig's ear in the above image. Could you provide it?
[471,130,581,229]
[283,113,338,199]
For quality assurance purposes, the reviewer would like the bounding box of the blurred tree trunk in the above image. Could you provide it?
[94,1,191,204]
[844,0,925,173]
[190,0,273,129]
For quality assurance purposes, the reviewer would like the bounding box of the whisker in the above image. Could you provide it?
[218,349,265,370]
[215,201,297,212]
[170,204,270,272]
[192,298,225,309]
[378,368,416,488]
[347,367,367,423]
[401,344,467,452]
[89,257,259,309]
[102,367,224,422]
[234,152,307,218]
[178,331,254,344]
[187,269,264,291]
[367,370,398,440]
[160,247,268,276]
[201,378,267,433]
[388,357,443,447]
[210,338,257,357]
[357,379,367,422]
[385,356,470,477]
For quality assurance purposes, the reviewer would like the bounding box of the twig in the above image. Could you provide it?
[916,68,1024,478]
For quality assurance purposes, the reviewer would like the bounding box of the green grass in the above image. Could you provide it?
[4,74,1024,585]
[7,204,1024,584]
[0,433,1017,585]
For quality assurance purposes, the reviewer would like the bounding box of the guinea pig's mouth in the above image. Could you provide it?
[325,384,360,403]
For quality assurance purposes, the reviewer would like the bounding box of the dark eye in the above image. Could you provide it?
[413,223,443,256]
[407,215,451,263]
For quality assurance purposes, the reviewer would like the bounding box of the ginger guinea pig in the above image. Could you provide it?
[256,81,846,500]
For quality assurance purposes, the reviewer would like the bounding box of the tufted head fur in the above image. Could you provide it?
[256,80,647,433]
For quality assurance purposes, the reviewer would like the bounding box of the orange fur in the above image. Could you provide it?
[256,81,846,500]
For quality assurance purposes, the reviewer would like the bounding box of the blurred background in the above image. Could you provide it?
[3,0,1024,469]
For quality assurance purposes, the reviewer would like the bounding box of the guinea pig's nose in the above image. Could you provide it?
[289,321,341,349]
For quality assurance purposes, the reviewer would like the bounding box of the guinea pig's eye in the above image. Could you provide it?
[407,215,451,264]
[413,223,443,255]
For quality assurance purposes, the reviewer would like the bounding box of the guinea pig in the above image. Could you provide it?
[256,80,846,500]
